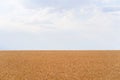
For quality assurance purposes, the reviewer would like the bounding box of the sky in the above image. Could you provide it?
[0,0,120,50]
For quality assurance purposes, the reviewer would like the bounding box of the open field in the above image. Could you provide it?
[0,51,120,80]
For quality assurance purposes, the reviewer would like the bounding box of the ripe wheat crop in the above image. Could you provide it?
[0,51,120,80]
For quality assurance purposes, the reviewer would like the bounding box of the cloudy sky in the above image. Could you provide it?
[0,0,120,50]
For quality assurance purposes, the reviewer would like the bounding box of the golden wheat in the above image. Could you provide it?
[0,51,120,80]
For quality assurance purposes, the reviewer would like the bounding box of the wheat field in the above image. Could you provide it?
[0,51,120,80]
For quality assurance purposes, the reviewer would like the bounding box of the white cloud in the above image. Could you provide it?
[0,0,120,49]
[0,0,120,34]
[0,0,119,32]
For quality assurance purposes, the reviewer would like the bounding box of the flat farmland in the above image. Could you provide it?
[0,51,120,80]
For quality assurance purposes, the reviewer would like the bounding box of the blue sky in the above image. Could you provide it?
[0,0,120,50]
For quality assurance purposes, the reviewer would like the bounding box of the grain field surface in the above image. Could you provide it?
[0,51,120,80]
